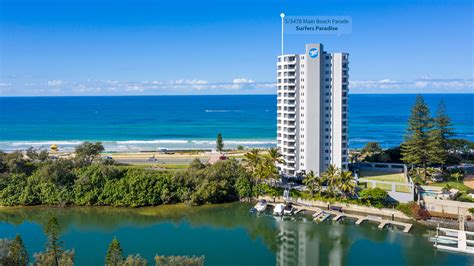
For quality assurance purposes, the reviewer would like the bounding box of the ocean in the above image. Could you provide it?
[0,94,473,152]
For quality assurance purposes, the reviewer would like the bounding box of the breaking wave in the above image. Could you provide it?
[0,139,276,152]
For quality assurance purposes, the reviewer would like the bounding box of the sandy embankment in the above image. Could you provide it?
[463,175,474,189]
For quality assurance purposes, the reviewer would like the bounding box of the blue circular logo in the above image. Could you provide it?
[309,48,319,59]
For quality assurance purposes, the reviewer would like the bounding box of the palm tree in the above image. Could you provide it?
[338,170,356,198]
[243,149,261,175]
[323,165,340,198]
[316,174,327,197]
[264,158,279,180]
[265,148,284,186]
[349,151,361,164]
[452,172,463,189]
[268,147,285,165]
[303,170,318,197]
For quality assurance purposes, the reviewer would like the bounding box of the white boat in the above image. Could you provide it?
[273,203,285,215]
[283,203,296,215]
[254,200,267,212]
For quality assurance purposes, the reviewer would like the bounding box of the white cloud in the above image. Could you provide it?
[232,78,255,84]
[47,80,63,86]
[2,77,473,96]
[350,78,474,93]
[172,79,208,85]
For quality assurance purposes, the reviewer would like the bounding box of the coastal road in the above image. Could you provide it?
[113,156,210,165]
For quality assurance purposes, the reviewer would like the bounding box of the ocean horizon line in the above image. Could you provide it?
[1,92,474,98]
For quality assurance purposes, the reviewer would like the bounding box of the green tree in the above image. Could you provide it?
[447,139,471,163]
[216,133,224,153]
[303,171,321,197]
[243,149,261,177]
[74,142,105,167]
[385,146,402,163]
[359,187,389,207]
[7,234,29,266]
[105,237,123,266]
[188,158,205,170]
[338,171,356,198]
[401,95,435,180]
[44,217,63,266]
[26,147,49,162]
[323,165,340,198]
[122,254,147,266]
[35,159,75,187]
[155,255,205,266]
[267,148,284,165]
[451,172,463,189]
[33,250,74,266]
[362,142,382,157]
[235,175,253,200]
[431,100,454,166]
[349,151,361,164]
[4,151,33,175]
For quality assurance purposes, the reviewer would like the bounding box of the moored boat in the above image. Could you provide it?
[283,203,296,215]
[253,200,267,213]
[273,203,285,215]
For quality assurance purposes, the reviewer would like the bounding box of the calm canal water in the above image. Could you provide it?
[0,203,473,266]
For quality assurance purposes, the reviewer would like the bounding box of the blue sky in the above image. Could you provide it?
[0,0,473,95]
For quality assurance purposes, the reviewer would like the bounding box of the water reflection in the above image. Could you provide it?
[275,217,348,266]
[1,204,473,266]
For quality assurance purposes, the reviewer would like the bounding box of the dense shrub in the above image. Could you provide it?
[0,156,249,207]
[358,188,389,208]
[174,159,247,205]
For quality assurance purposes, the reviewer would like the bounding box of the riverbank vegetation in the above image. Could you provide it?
[0,143,393,209]
[0,142,251,207]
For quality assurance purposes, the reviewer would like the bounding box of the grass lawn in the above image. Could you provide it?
[358,169,407,183]
[117,164,189,170]
[374,182,393,191]
[358,181,411,193]
[358,181,391,190]
[395,184,411,193]
[155,164,189,170]
[429,181,471,192]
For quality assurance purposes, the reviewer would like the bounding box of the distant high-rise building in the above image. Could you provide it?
[276,43,349,177]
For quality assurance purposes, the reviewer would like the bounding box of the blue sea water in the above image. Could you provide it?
[0,94,473,151]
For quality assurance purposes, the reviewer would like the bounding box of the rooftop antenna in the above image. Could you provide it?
[280,13,285,56]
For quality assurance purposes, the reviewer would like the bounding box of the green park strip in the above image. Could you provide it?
[358,170,407,183]
[429,181,471,192]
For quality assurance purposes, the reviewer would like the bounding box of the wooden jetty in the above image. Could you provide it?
[318,210,412,233]
[273,199,413,233]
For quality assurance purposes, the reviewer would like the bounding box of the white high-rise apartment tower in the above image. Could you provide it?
[277,43,349,177]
